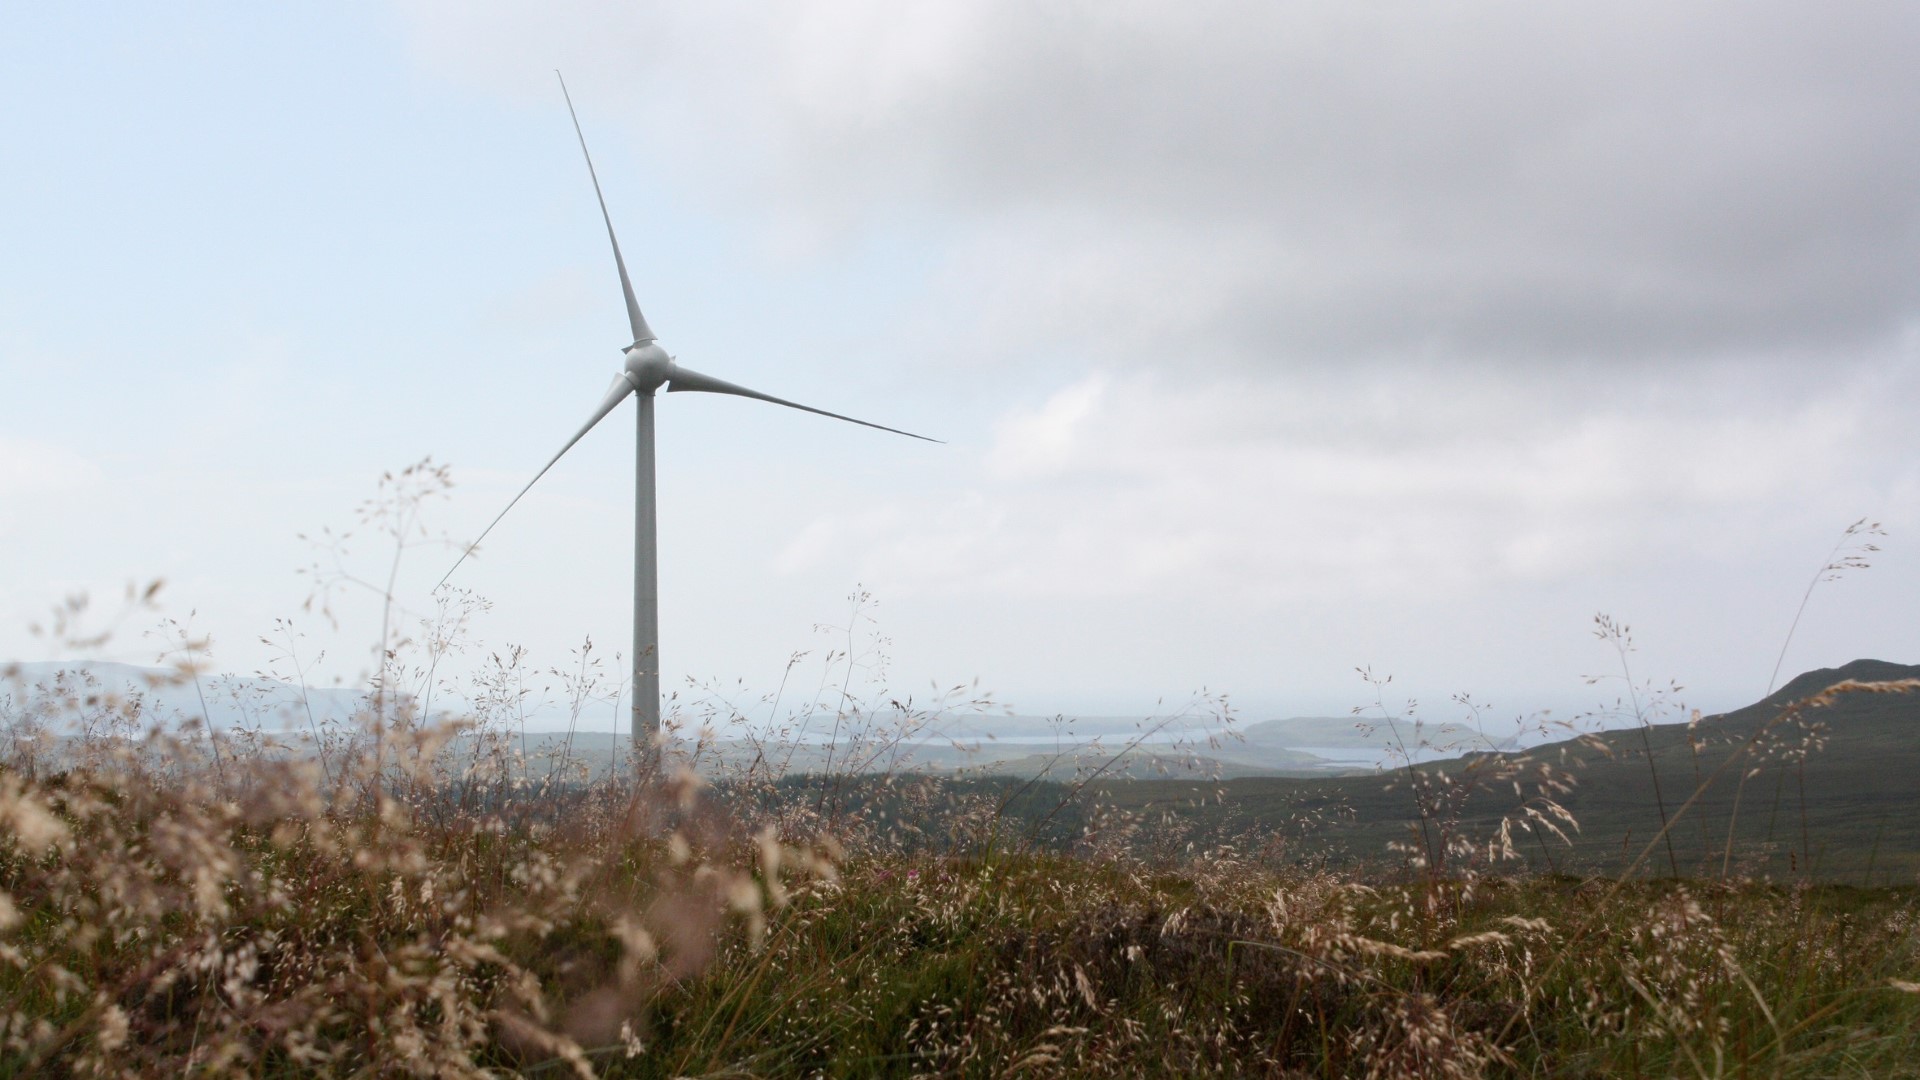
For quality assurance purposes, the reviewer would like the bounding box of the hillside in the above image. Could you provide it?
[1,660,375,732]
[1085,660,1920,880]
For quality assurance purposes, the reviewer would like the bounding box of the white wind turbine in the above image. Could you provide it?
[442,76,939,753]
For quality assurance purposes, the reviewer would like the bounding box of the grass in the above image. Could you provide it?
[2,697,1918,1077]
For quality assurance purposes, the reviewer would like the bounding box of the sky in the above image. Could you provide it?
[4,2,1918,733]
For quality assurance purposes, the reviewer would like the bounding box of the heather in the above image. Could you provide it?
[3,687,1918,1077]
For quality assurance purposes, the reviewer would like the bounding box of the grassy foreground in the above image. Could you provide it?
[2,723,1917,1079]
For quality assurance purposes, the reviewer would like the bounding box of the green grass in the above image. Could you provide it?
[583,862,1920,1077]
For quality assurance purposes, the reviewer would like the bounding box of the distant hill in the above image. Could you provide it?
[1087,660,1920,881]
[0,664,1336,775]
[1,660,371,733]
[437,731,1344,781]
[1240,714,1496,750]
[907,713,1226,741]
[944,745,1334,781]
[1766,658,1920,704]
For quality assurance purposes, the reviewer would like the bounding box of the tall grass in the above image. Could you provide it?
[4,713,1915,1075]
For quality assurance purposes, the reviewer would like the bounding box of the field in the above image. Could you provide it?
[3,656,1919,1077]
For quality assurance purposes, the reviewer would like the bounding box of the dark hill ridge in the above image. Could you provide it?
[1758,657,1920,711]
[1539,657,1920,878]
[1087,660,1920,881]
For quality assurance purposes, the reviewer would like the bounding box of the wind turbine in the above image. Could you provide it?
[442,75,939,756]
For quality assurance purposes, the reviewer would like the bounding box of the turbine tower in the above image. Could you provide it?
[442,75,938,755]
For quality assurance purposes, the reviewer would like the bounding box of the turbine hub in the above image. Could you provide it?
[623,342,674,392]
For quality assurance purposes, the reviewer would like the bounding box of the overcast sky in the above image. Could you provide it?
[4,2,1917,731]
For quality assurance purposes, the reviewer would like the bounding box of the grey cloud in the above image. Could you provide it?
[743,3,1920,365]
[406,1,1920,366]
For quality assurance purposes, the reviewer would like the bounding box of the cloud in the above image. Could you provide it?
[403,0,1920,369]
[0,438,98,500]
[777,361,1906,604]
[392,3,1920,708]
[988,375,1107,480]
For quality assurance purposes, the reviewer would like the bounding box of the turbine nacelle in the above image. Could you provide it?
[623,342,674,392]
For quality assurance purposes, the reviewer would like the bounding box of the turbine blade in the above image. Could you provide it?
[556,71,655,345]
[439,373,637,588]
[665,364,943,443]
